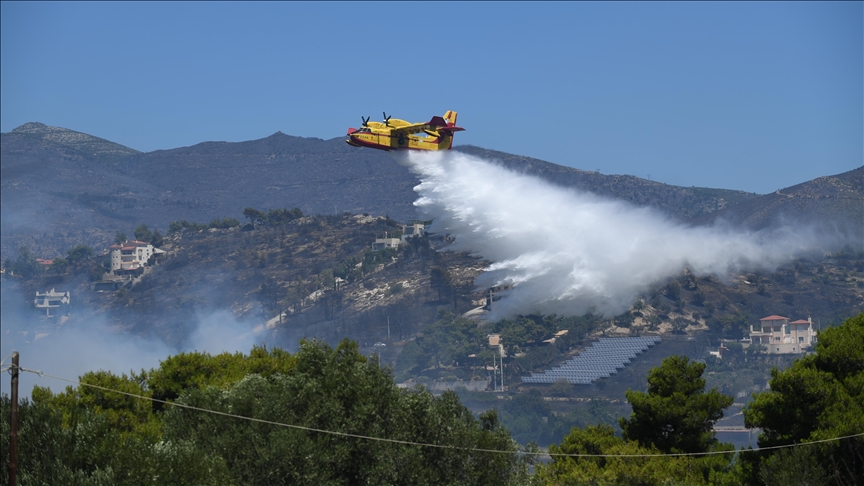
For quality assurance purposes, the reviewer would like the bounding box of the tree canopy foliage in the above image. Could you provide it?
[243,207,304,227]
[620,355,733,454]
[4,246,40,278]
[67,243,95,263]
[744,313,864,485]
[6,314,861,484]
[2,340,529,485]
[537,356,738,486]
[537,423,738,486]
[134,223,152,242]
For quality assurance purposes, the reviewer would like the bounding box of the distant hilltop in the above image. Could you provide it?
[1,121,861,260]
[9,122,140,157]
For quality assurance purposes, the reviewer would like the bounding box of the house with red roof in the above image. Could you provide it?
[749,315,816,354]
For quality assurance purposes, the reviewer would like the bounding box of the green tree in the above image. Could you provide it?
[164,339,527,485]
[317,268,335,290]
[396,311,485,373]
[758,446,830,486]
[134,224,152,242]
[430,267,452,302]
[208,217,240,229]
[620,355,733,453]
[537,424,737,486]
[242,207,264,225]
[4,381,230,485]
[3,342,530,485]
[151,229,164,247]
[666,279,682,301]
[264,207,303,226]
[744,313,864,485]
[10,246,40,278]
[715,311,750,337]
[50,257,69,269]
[114,230,127,244]
[146,345,295,412]
[670,317,690,334]
[33,371,158,438]
[67,244,95,264]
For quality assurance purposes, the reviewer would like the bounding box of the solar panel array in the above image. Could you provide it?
[521,336,661,385]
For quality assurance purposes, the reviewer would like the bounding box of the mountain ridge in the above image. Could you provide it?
[2,122,860,260]
[9,122,141,157]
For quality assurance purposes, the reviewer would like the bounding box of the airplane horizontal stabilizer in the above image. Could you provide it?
[426,116,448,127]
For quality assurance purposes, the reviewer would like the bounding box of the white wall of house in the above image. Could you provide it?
[401,223,425,242]
[749,316,816,354]
[110,241,155,273]
[372,238,401,251]
[34,288,71,316]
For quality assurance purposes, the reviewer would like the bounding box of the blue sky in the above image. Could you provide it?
[2,2,861,193]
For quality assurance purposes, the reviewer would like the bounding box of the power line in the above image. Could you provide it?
[11,365,864,459]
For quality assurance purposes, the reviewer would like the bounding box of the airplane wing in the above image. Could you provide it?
[389,117,463,136]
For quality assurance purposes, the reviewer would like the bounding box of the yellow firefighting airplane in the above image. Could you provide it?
[346,110,465,151]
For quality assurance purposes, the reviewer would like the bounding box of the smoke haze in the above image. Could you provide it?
[402,151,825,320]
[0,280,262,397]
[0,149,837,396]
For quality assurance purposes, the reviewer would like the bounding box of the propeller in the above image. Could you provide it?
[382,112,392,127]
[361,116,371,127]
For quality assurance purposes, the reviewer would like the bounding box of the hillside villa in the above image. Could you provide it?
[747,314,817,354]
[400,223,425,242]
[108,240,165,275]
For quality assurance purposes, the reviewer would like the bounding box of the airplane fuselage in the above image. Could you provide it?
[346,111,464,151]
[346,127,455,151]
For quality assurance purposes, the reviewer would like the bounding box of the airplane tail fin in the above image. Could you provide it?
[443,110,458,126]
[439,110,464,149]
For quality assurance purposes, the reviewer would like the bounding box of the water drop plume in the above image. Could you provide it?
[399,151,820,320]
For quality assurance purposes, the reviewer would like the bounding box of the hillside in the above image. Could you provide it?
[8,211,862,363]
[4,122,862,396]
[0,128,413,260]
[4,122,828,262]
[4,208,862,450]
[695,166,864,240]
[6,122,141,158]
[454,145,759,222]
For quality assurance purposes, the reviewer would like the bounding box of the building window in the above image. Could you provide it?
[799,337,804,343]
[776,347,780,352]
[785,325,790,334]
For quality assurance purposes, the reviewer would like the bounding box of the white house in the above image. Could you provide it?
[372,237,401,251]
[34,288,70,317]
[108,240,163,274]
[749,315,816,354]
[401,223,425,242]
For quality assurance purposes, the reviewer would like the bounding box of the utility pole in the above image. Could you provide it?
[501,356,504,391]
[492,353,497,392]
[10,351,19,486]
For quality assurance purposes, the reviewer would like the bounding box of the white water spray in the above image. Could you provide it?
[401,151,820,319]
